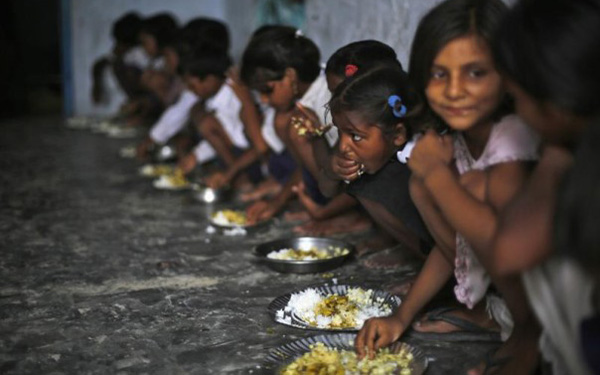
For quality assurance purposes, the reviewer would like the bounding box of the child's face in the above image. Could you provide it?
[426,35,503,132]
[140,32,158,57]
[333,110,405,174]
[505,79,585,146]
[184,74,221,99]
[256,71,296,112]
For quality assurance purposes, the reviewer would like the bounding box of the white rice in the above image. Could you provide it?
[277,287,393,329]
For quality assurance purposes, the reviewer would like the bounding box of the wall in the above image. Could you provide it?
[305,0,441,69]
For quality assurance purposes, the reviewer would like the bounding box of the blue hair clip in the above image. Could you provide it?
[388,95,407,118]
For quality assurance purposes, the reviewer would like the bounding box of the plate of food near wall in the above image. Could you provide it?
[253,237,354,274]
[268,284,401,331]
[264,333,428,375]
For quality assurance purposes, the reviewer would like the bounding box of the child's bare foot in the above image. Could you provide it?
[361,246,421,270]
[239,178,281,202]
[293,211,372,236]
[412,302,500,334]
[356,231,397,257]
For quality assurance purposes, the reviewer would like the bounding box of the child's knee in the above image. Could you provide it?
[459,170,487,201]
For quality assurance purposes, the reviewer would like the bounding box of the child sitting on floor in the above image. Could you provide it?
[123,13,179,126]
[296,40,408,247]
[176,48,263,189]
[91,12,148,113]
[240,27,370,234]
[356,2,541,375]
[136,18,230,160]
[491,0,600,373]
[322,62,434,266]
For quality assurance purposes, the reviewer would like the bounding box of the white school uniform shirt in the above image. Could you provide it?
[193,81,250,163]
[260,106,285,154]
[298,73,339,147]
[149,90,198,144]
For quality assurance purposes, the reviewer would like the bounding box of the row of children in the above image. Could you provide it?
[93,0,600,373]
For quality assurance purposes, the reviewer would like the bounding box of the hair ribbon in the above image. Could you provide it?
[345,64,358,77]
[388,95,407,118]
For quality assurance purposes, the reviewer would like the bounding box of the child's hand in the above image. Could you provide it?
[332,152,362,182]
[408,130,454,180]
[355,316,406,360]
[177,153,197,174]
[205,171,229,189]
[246,200,276,224]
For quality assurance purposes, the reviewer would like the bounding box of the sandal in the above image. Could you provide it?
[406,306,502,342]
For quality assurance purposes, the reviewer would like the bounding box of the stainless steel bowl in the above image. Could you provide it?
[151,144,177,163]
[253,237,355,274]
[192,184,233,204]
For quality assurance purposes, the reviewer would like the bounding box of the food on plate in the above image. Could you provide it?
[152,169,190,189]
[280,342,413,375]
[211,209,247,226]
[267,246,350,261]
[276,287,393,329]
[139,164,175,177]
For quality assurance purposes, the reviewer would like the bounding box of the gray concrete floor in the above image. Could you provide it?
[0,117,499,374]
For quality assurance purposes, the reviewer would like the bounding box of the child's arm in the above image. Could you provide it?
[206,77,268,189]
[409,130,529,269]
[492,145,573,276]
[293,183,357,220]
[356,245,453,359]
[246,168,302,223]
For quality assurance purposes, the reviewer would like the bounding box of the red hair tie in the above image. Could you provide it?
[345,64,358,77]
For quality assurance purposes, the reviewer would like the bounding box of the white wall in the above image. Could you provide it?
[305,0,442,69]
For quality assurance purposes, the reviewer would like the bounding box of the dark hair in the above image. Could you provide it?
[325,40,401,78]
[167,17,230,72]
[140,13,179,50]
[329,63,421,139]
[181,47,232,80]
[493,0,600,118]
[240,26,320,90]
[179,18,230,54]
[409,0,508,130]
[112,12,142,46]
[554,118,600,269]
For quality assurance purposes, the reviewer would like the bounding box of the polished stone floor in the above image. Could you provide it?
[0,117,498,374]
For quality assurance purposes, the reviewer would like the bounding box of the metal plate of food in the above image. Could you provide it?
[253,237,354,274]
[264,333,427,375]
[192,183,233,204]
[268,284,401,331]
[208,209,271,232]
